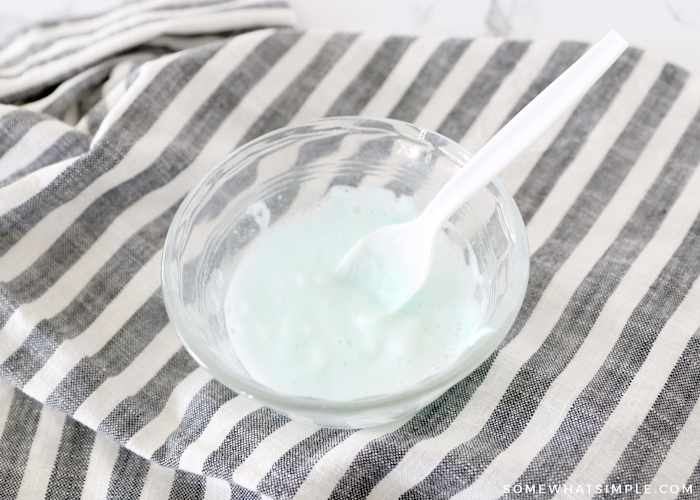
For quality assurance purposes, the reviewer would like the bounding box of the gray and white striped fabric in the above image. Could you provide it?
[1,1,700,498]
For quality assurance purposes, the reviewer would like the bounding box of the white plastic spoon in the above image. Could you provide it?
[336,31,629,312]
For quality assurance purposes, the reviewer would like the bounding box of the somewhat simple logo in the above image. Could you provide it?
[503,483,692,495]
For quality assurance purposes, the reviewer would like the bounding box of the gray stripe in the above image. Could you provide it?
[168,470,207,500]
[388,38,472,123]
[0,40,224,256]
[229,484,262,500]
[499,41,589,126]
[404,62,689,500]
[151,379,236,468]
[0,130,91,188]
[258,428,354,499]
[81,100,109,137]
[1,30,301,305]
[237,32,359,147]
[436,40,530,142]
[0,202,179,388]
[45,418,95,500]
[325,36,414,117]
[0,109,50,159]
[514,48,641,225]
[45,289,170,414]
[0,389,41,499]
[677,464,699,500]
[105,446,150,500]
[98,348,200,443]
[201,407,288,480]
[593,328,700,500]
[74,83,105,122]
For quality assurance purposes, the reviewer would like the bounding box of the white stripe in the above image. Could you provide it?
[126,367,213,458]
[526,51,665,254]
[0,379,15,438]
[22,252,163,402]
[63,103,80,126]
[231,421,319,490]
[455,75,700,499]
[293,419,406,500]
[291,32,389,123]
[15,406,66,500]
[359,35,445,118]
[138,462,176,500]
[73,324,182,429]
[649,398,700,496]
[80,432,122,500]
[0,119,75,182]
[459,38,559,152]
[366,56,696,500]
[9,30,332,402]
[103,77,129,114]
[551,272,700,498]
[412,37,503,131]
[0,104,17,119]
[203,476,232,500]
[0,28,271,282]
[179,396,261,474]
[0,157,76,216]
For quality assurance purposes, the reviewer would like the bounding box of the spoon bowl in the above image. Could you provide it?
[336,218,435,313]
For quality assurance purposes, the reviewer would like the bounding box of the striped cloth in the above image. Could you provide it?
[1,1,700,498]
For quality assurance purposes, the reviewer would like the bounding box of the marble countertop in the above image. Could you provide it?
[1,0,699,74]
[288,0,700,74]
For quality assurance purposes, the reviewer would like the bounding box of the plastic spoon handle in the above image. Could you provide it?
[420,31,629,226]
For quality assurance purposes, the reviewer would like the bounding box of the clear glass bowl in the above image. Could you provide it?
[161,117,529,428]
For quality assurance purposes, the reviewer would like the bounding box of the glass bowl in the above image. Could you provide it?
[161,116,529,428]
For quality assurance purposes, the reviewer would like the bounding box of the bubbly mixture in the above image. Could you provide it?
[224,186,485,400]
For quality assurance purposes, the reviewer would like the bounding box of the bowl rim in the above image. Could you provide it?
[161,116,529,420]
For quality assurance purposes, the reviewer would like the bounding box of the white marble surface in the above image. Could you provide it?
[289,0,700,74]
[1,0,699,74]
